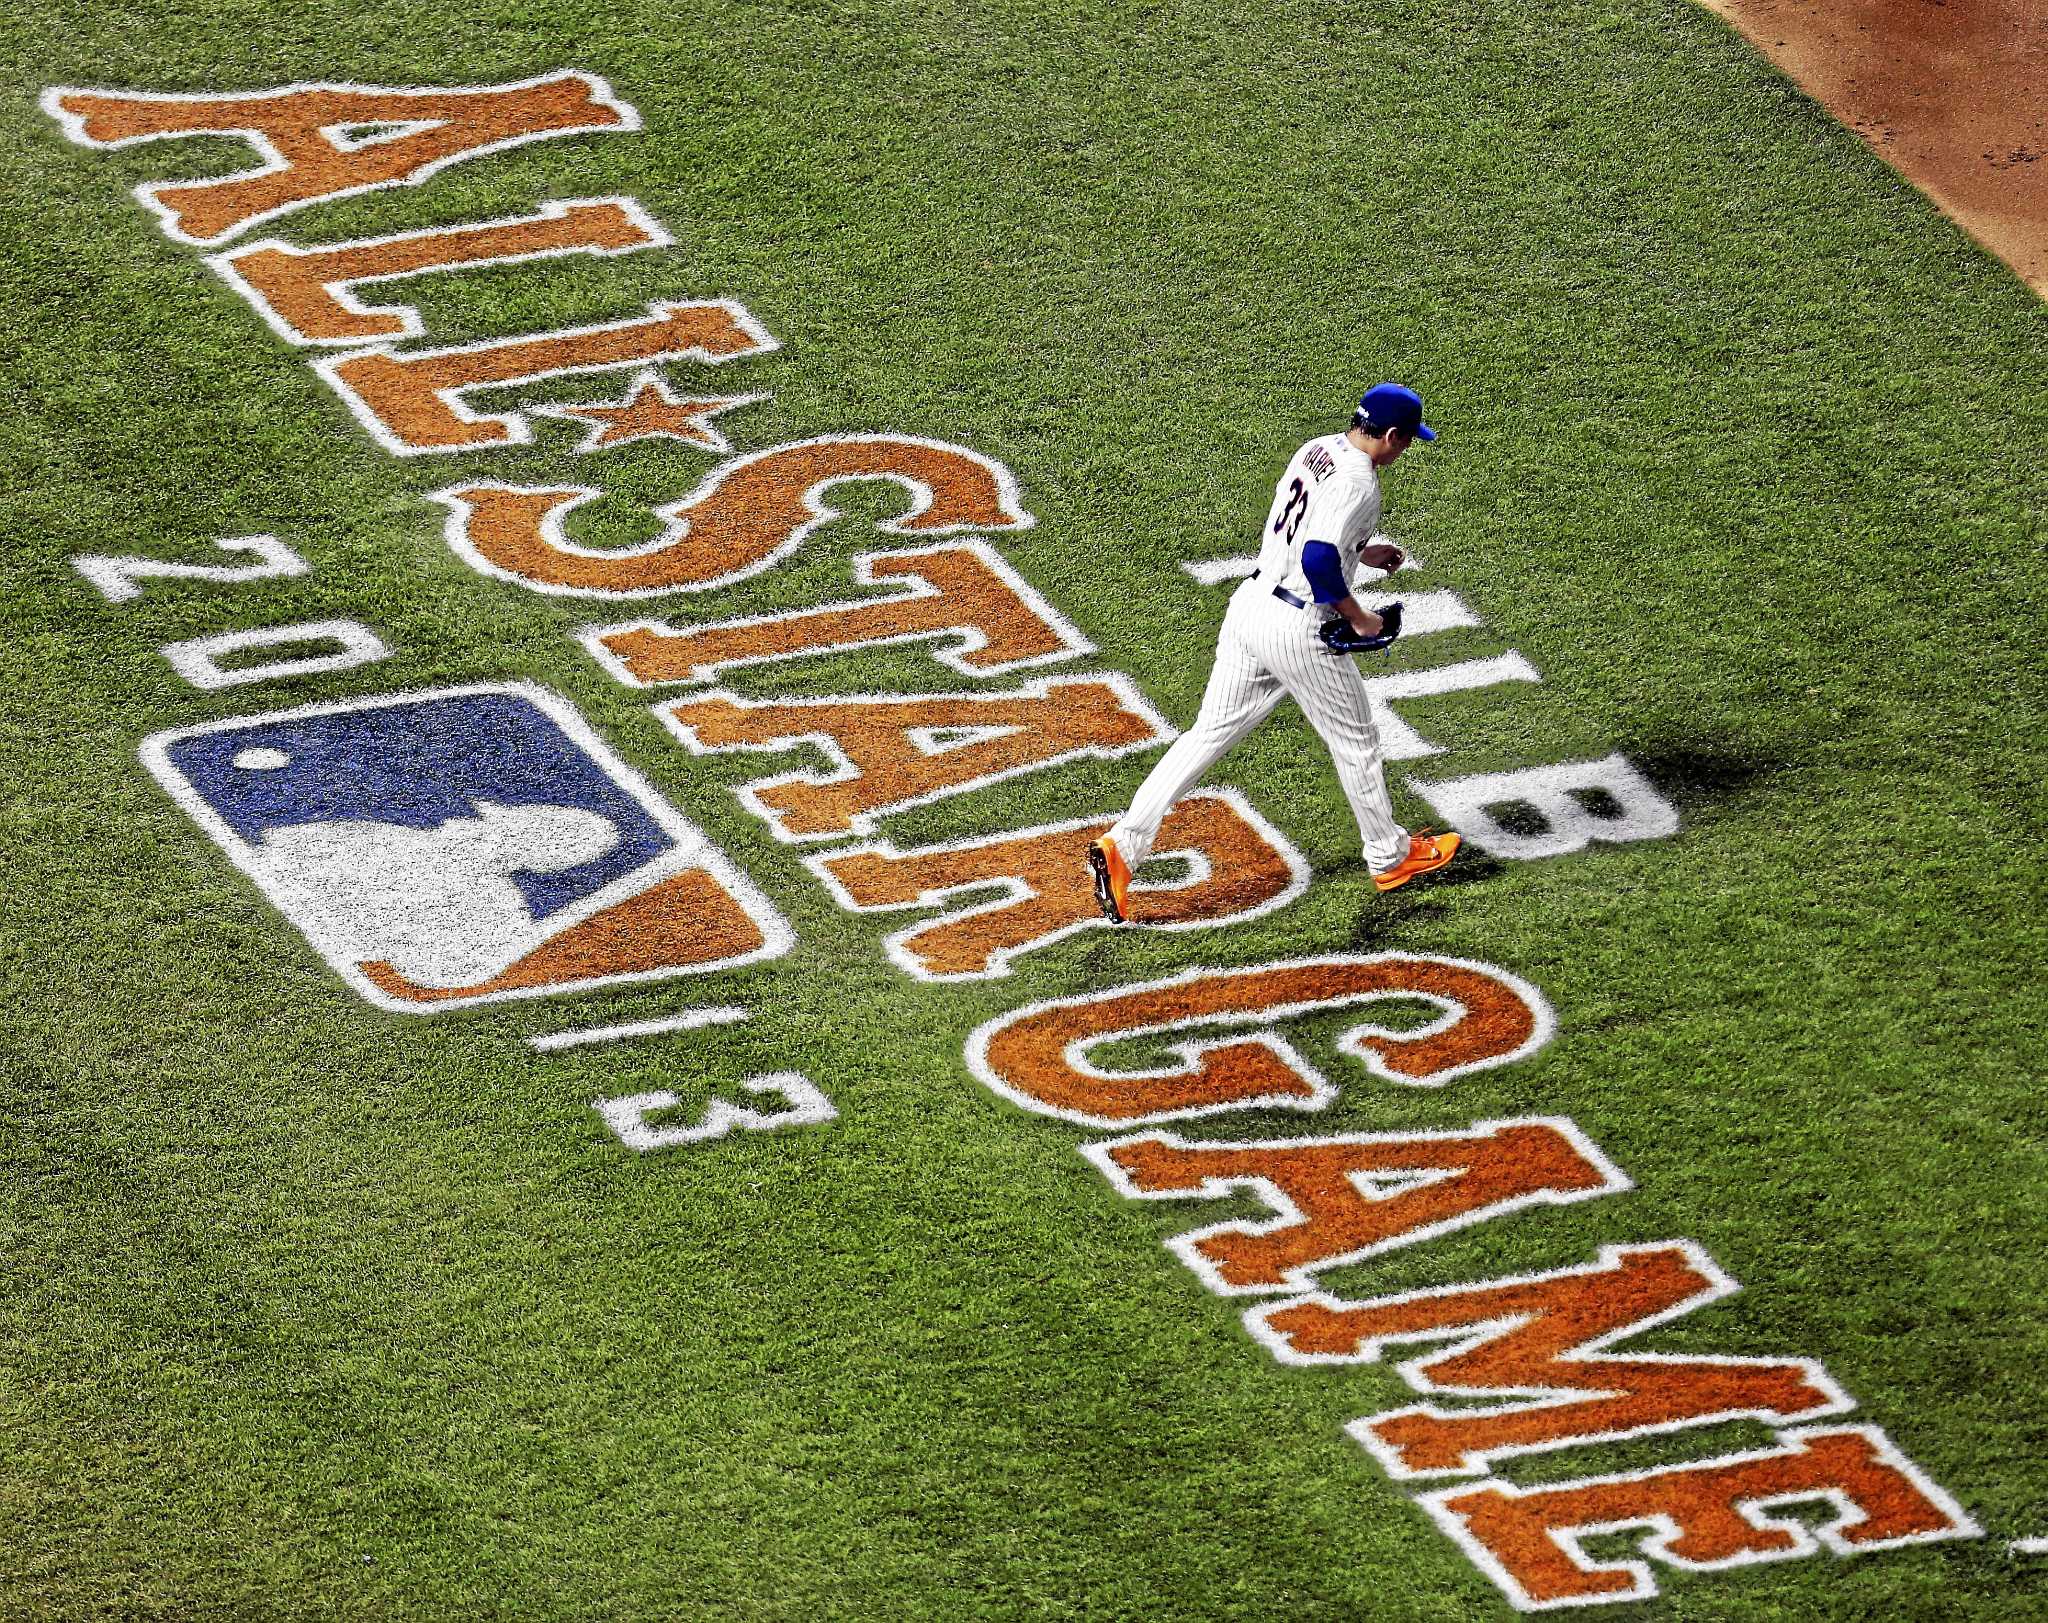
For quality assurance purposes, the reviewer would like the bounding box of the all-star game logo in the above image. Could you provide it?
[44,65,1990,1612]
[142,682,790,1011]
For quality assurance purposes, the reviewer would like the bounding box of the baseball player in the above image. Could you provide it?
[1089,384,1460,922]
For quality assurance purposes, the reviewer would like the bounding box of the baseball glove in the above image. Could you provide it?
[1318,601,1403,654]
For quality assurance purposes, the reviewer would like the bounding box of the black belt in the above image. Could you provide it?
[1249,570,1309,610]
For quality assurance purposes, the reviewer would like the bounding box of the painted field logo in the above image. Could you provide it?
[141,682,791,1011]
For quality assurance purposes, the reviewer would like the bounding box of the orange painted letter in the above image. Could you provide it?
[657,676,1168,842]
[587,541,1086,687]
[809,791,1306,980]
[1253,1242,1848,1478]
[966,954,1554,1127]
[315,300,773,455]
[1422,1426,1978,1610]
[209,198,668,344]
[43,72,634,244]
[1088,1119,1626,1295]
[433,435,1034,595]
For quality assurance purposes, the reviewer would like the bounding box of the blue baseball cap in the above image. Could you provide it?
[1358,383,1435,441]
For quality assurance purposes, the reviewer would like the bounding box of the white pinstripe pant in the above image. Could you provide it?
[1109,578,1408,872]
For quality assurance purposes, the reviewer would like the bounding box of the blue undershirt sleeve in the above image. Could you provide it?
[1301,541,1349,605]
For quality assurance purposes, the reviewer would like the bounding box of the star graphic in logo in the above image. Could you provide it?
[532,371,765,454]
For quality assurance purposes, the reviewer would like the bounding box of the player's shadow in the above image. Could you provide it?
[1629,742,1796,812]
[1340,849,1508,947]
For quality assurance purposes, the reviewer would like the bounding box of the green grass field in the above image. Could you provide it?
[4,0,2045,1615]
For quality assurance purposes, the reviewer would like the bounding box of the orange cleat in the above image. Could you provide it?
[1372,829,1462,893]
[1088,834,1133,924]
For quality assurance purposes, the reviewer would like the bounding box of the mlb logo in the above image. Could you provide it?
[142,683,792,1012]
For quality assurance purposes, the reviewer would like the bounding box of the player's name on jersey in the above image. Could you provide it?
[45,75,1978,1612]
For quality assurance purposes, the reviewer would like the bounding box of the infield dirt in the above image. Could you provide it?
[1699,0,2048,296]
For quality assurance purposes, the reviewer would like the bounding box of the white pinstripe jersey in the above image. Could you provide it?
[1254,431,1382,608]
